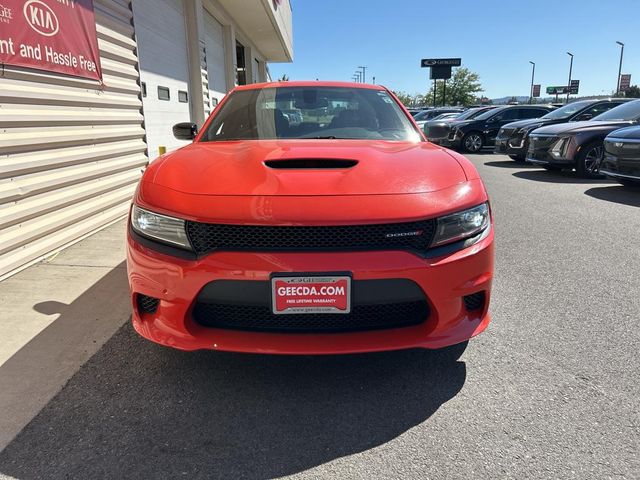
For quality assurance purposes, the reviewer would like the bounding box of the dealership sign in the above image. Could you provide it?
[620,74,632,92]
[421,58,462,68]
[532,84,541,97]
[0,0,102,81]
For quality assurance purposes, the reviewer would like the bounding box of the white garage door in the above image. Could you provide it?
[133,0,192,158]
[204,12,228,107]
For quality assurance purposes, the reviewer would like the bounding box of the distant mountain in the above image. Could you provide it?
[491,96,531,105]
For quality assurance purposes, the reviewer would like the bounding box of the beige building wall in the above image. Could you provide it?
[0,0,293,280]
[0,0,147,280]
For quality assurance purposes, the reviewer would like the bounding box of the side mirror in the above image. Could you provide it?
[577,113,593,121]
[173,122,198,140]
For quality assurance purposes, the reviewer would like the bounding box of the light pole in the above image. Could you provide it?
[358,66,367,84]
[566,52,573,103]
[529,61,536,104]
[616,41,625,95]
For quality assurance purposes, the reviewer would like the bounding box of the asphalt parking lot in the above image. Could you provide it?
[0,154,639,480]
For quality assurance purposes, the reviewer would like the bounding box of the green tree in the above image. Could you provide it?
[625,85,640,98]
[426,68,483,106]
[393,91,426,107]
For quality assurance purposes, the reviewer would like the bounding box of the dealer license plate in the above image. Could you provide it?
[271,275,351,315]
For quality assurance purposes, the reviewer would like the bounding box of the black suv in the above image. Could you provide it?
[424,106,497,145]
[527,99,640,178]
[495,99,629,161]
[601,126,640,187]
[440,105,555,153]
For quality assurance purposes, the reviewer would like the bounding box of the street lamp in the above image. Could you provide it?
[358,66,367,84]
[529,61,536,104]
[566,52,573,103]
[616,41,625,96]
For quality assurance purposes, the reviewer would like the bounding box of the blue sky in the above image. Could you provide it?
[269,0,638,99]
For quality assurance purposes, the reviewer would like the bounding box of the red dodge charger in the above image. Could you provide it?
[126,81,494,355]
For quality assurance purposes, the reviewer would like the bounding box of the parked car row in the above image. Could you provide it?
[422,98,640,187]
[427,104,556,152]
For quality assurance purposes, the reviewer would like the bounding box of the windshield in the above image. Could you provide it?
[592,100,640,121]
[412,110,431,120]
[432,113,460,121]
[201,87,420,142]
[458,108,491,120]
[541,100,594,120]
[474,107,505,121]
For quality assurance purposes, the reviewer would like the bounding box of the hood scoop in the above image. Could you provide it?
[264,158,358,169]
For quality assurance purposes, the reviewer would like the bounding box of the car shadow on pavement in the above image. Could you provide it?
[512,170,614,185]
[484,160,535,169]
[584,186,640,208]
[0,321,466,479]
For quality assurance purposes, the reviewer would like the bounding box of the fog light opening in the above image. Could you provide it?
[463,291,486,312]
[137,294,160,314]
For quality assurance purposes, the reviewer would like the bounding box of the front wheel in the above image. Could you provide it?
[576,142,605,178]
[462,132,484,153]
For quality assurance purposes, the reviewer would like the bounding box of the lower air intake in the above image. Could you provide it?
[463,292,486,311]
[137,294,159,314]
[193,301,430,333]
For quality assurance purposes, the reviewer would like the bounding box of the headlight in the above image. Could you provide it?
[432,203,490,247]
[518,124,542,135]
[550,137,570,158]
[130,205,192,249]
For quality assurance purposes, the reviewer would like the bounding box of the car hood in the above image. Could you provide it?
[144,140,467,196]
[424,119,457,128]
[531,120,635,136]
[605,125,640,140]
[502,118,558,130]
[449,120,476,129]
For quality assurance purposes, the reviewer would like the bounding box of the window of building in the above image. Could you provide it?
[141,82,147,98]
[178,90,188,103]
[236,41,246,86]
[157,86,170,101]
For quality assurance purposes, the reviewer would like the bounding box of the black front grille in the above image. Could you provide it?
[425,125,451,140]
[186,219,437,256]
[137,294,159,314]
[529,136,557,149]
[193,301,429,333]
[496,128,516,141]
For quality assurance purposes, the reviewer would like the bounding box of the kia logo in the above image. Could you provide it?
[23,0,59,37]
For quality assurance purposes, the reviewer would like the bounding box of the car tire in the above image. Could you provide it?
[462,132,484,153]
[542,165,563,172]
[435,340,469,362]
[509,154,526,162]
[576,141,605,179]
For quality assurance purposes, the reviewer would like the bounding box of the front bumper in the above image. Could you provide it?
[127,228,494,355]
[600,153,640,182]
[439,134,462,149]
[526,136,576,167]
[495,137,526,156]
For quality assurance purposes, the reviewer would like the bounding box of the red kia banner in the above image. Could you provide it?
[0,0,102,81]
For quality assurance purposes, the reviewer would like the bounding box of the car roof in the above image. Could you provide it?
[234,81,385,91]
